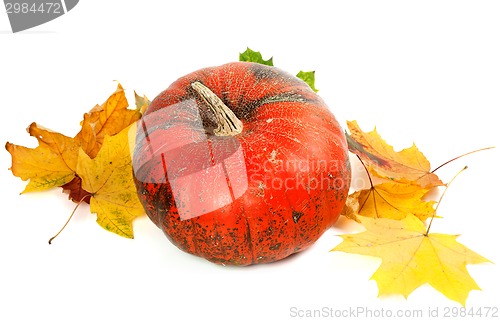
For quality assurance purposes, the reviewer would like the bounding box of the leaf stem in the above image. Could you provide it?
[48,194,91,244]
[431,147,494,173]
[425,165,468,236]
[356,154,374,188]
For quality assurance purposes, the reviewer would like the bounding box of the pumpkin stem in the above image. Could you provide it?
[191,81,243,136]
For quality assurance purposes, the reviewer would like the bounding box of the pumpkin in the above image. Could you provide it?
[133,61,351,265]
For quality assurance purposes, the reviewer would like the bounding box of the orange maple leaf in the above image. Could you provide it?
[74,83,143,158]
[346,120,444,188]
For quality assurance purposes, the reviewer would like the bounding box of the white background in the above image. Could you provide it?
[1,1,499,320]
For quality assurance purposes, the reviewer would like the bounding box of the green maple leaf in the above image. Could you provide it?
[296,70,318,92]
[239,47,273,66]
[239,48,318,92]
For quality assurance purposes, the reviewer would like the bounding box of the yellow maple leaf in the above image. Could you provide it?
[5,123,79,193]
[346,120,444,188]
[346,181,436,221]
[134,91,150,115]
[75,83,142,158]
[76,123,144,238]
[27,122,80,172]
[332,214,490,305]
[6,85,146,196]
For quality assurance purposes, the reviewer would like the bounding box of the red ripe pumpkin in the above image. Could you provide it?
[133,62,351,265]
